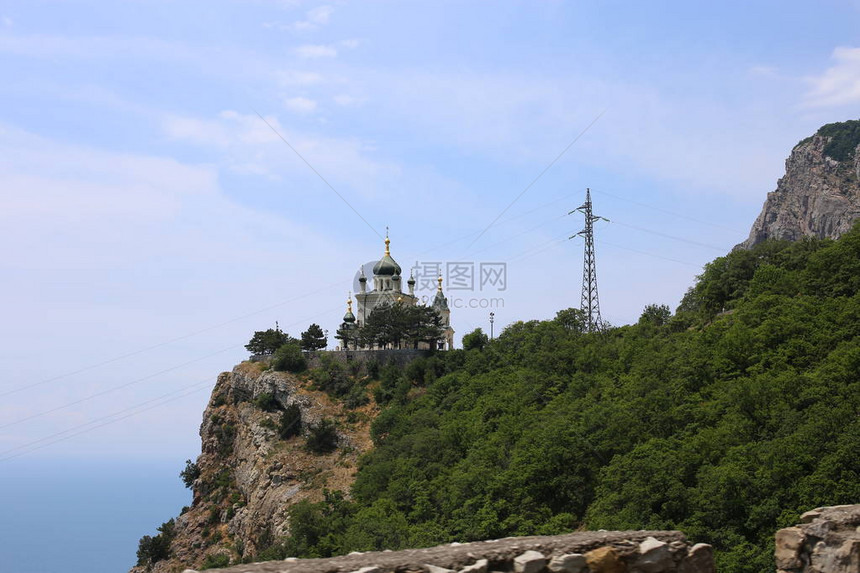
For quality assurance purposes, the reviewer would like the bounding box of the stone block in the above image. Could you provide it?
[514,550,547,573]
[459,559,489,573]
[775,527,805,570]
[547,553,587,573]
[585,546,625,573]
[800,509,823,524]
[425,565,455,573]
[635,537,673,573]
[678,544,715,573]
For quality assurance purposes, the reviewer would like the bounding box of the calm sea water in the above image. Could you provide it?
[1,456,191,573]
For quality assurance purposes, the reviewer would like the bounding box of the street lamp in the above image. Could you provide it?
[489,312,495,340]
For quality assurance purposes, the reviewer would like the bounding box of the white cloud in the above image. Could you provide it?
[340,38,360,50]
[307,5,334,25]
[2,16,12,27]
[161,110,401,197]
[294,43,337,58]
[338,68,793,200]
[266,5,335,33]
[0,123,362,456]
[284,96,318,113]
[333,94,359,106]
[804,46,860,107]
[276,69,324,86]
[748,65,778,77]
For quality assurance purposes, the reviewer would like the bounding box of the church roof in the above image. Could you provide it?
[373,236,402,276]
[343,296,356,323]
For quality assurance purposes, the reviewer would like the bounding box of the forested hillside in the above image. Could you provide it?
[256,226,860,573]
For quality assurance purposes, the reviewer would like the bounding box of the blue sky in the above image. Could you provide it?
[1,1,860,570]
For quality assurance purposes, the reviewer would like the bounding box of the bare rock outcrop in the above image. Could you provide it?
[131,361,375,573]
[741,120,860,249]
[775,504,860,573]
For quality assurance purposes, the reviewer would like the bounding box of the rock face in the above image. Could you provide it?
[741,120,860,249]
[194,531,715,573]
[131,361,375,573]
[775,504,860,573]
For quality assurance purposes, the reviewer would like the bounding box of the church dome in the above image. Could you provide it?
[343,296,356,323]
[373,236,402,276]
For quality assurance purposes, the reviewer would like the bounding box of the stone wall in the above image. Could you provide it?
[251,350,433,370]
[307,349,433,369]
[192,530,715,573]
[775,505,860,573]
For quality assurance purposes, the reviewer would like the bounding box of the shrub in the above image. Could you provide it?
[136,519,175,567]
[310,359,355,398]
[200,553,231,570]
[272,343,307,373]
[306,419,338,454]
[180,459,200,489]
[213,420,237,456]
[818,119,860,162]
[366,359,381,379]
[344,384,369,409]
[253,392,279,412]
[278,403,302,439]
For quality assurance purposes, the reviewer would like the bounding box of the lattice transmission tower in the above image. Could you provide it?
[570,188,609,332]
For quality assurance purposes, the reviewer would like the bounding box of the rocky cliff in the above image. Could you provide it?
[741,120,860,249]
[775,505,860,573]
[131,361,376,573]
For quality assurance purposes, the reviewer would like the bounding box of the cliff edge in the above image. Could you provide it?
[132,361,375,572]
[741,120,860,249]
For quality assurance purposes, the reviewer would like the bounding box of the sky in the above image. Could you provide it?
[1,1,860,571]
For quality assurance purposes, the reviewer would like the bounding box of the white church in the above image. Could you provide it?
[341,234,454,350]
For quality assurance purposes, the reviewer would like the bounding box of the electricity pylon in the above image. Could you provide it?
[570,188,609,332]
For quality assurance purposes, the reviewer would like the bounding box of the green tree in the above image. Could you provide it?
[245,327,292,355]
[301,323,328,352]
[306,419,339,454]
[179,459,200,489]
[638,303,671,326]
[359,303,443,349]
[336,324,359,350]
[554,308,586,332]
[462,328,489,351]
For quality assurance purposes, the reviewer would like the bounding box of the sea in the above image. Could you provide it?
[1,456,191,573]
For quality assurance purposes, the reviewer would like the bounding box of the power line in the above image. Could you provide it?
[591,188,745,233]
[0,305,346,461]
[0,304,343,430]
[0,379,213,462]
[467,109,606,249]
[611,220,727,252]
[0,344,239,430]
[253,110,382,240]
[600,241,701,268]
[1,279,344,398]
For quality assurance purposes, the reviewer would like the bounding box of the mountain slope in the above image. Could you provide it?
[741,120,860,248]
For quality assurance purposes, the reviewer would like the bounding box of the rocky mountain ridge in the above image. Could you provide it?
[131,361,376,573]
[741,120,860,249]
